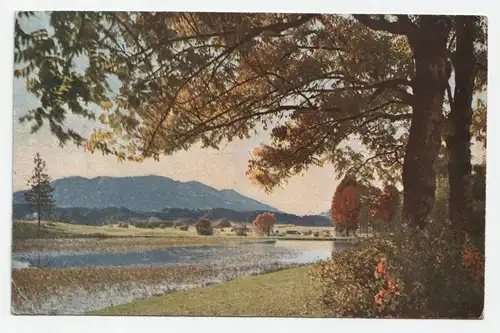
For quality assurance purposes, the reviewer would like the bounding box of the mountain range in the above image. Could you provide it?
[13,175,280,213]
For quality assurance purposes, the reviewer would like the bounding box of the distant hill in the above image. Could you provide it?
[12,204,331,227]
[13,175,279,212]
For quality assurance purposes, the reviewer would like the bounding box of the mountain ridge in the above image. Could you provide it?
[13,175,281,213]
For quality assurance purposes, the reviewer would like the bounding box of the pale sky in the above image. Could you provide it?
[11,12,485,216]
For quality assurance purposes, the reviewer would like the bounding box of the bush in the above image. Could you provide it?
[195,217,213,235]
[310,224,484,318]
[179,225,189,231]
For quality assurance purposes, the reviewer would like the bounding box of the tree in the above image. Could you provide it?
[330,175,359,236]
[14,13,487,231]
[195,216,213,235]
[24,153,55,237]
[444,16,487,234]
[252,212,276,236]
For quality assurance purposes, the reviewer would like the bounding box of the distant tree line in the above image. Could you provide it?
[12,204,331,227]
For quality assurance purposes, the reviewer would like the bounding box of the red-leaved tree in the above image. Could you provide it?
[331,175,360,236]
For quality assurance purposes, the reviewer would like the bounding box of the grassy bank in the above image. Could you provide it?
[92,265,328,317]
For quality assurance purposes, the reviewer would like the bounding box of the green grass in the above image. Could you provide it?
[91,265,328,317]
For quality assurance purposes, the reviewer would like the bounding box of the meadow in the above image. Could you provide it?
[12,220,344,253]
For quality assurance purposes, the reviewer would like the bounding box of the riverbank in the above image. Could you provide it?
[91,265,329,317]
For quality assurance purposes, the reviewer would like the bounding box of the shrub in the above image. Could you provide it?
[252,212,277,236]
[179,225,188,231]
[195,217,213,235]
[310,224,484,318]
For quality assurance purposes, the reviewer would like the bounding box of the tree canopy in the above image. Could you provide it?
[14,13,487,228]
[15,13,414,185]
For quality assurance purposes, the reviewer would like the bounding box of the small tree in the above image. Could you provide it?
[25,153,55,237]
[195,217,213,235]
[252,212,276,236]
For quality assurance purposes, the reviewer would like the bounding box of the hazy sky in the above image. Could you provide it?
[11,13,485,216]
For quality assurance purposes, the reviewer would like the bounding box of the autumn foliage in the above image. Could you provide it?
[252,212,277,236]
[330,176,360,233]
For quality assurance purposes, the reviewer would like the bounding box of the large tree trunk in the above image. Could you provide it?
[403,17,452,229]
[445,16,476,233]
